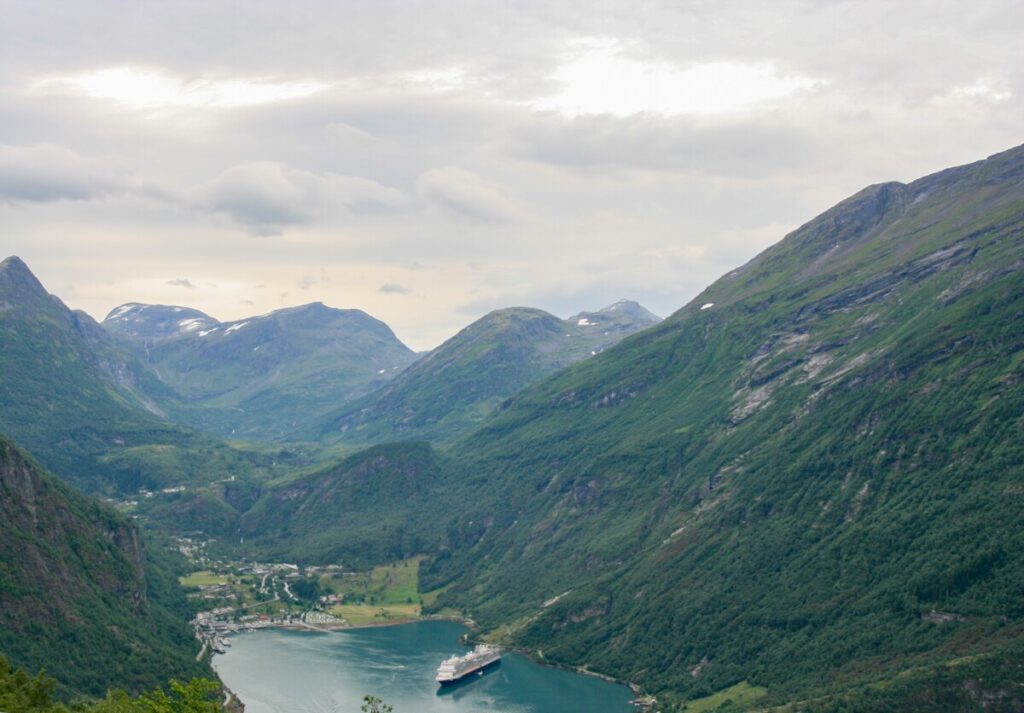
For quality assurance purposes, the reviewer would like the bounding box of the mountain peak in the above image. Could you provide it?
[103,303,219,340]
[569,299,661,330]
[0,255,48,300]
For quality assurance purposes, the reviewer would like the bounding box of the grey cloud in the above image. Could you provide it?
[197,161,410,235]
[379,283,411,294]
[0,143,118,203]
[509,113,822,177]
[1,1,1021,349]
[415,166,520,223]
[166,278,197,289]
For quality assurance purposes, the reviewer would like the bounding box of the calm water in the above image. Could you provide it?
[214,620,635,713]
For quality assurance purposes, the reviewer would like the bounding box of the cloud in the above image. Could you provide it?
[379,283,411,294]
[509,113,819,177]
[533,37,821,117]
[166,278,197,288]
[35,66,330,112]
[0,143,118,203]
[196,161,410,235]
[415,166,520,223]
[1,1,1022,350]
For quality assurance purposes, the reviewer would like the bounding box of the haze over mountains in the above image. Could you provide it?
[0,144,1022,710]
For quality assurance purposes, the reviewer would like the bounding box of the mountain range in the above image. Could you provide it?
[104,301,418,441]
[323,300,660,443]
[1,143,1023,710]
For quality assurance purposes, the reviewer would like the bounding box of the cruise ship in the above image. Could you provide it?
[435,644,501,686]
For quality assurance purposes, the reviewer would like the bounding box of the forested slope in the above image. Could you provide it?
[418,145,1024,708]
[0,435,209,698]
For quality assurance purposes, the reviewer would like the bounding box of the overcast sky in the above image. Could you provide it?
[1,0,1021,349]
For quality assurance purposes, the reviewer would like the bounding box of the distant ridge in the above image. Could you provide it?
[322,300,660,444]
[103,299,418,442]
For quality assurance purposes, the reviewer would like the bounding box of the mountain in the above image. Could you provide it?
[104,301,417,442]
[0,434,208,698]
[408,145,1024,708]
[322,301,660,443]
[0,256,305,494]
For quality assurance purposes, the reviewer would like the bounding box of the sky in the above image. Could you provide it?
[1,1,1021,350]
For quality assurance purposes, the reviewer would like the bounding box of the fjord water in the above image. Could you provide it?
[214,621,635,713]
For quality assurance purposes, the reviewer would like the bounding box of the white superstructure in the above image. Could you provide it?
[436,644,501,685]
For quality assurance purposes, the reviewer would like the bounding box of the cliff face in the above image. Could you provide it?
[0,435,208,698]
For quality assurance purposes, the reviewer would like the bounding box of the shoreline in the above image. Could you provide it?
[216,612,474,639]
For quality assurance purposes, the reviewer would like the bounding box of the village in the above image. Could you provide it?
[173,538,439,659]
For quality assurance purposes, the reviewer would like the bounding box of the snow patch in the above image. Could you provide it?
[577,317,595,326]
[700,302,715,310]
[109,305,134,319]
[178,318,205,332]
[198,328,218,337]
[378,369,386,374]
[225,321,250,333]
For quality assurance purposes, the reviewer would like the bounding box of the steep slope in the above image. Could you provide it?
[323,301,660,443]
[418,145,1024,708]
[236,442,449,567]
[0,256,304,494]
[104,301,417,442]
[0,434,208,698]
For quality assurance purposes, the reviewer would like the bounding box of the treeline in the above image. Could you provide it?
[0,656,221,712]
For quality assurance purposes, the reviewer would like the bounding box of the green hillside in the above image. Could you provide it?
[0,434,210,699]
[104,301,417,442]
[322,301,659,444]
[411,145,1024,708]
[237,442,449,568]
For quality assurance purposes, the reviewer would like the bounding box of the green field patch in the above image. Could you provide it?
[322,556,423,607]
[685,682,767,712]
[179,570,228,587]
[329,603,421,626]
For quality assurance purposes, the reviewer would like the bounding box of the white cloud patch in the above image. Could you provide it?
[35,66,330,111]
[533,37,821,117]
[166,278,197,288]
[197,162,409,235]
[379,283,411,294]
[0,143,119,203]
[415,166,520,223]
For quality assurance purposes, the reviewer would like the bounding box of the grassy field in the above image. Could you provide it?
[179,571,228,587]
[321,556,423,605]
[321,556,438,625]
[684,682,768,712]
[329,603,422,625]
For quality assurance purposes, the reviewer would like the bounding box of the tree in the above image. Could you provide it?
[360,695,393,713]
